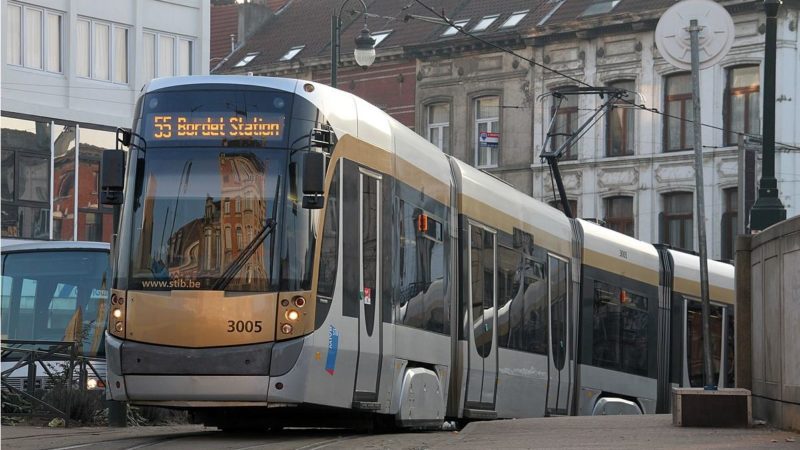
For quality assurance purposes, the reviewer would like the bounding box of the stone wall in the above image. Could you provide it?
[736,215,800,431]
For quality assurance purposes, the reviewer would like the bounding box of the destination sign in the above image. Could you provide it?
[147,113,285,141]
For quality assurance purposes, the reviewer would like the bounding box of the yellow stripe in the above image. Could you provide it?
[459,194,572,257]
[673,277,735,305]
[583,249,660,286]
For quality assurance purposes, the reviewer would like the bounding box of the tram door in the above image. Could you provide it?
[353,170,382,401]
[465,223,498,410]
[546,255,570,415]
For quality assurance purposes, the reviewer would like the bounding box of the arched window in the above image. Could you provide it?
[661,192,693,250]
[604,196,634,237]
[606,80,635,157]
[551,88,579,160]
[426,102,450,153]
[724,65,760,146]
[474,96,500,168]
[664,73,692,151]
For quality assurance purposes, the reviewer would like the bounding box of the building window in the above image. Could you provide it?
[721,187,738,261]
[474,96,500,168]
[77,127,116,242]
[664,73,693,152]
[76,18,129,83]
[472,15,499,32]
[426,103,449,153]
[234,51,259,67]
[548,199,578,217]
[607,80,635,156]
[1,116,52,239]
[725,66,760,146]
[442,19,469,37]
[662,192,693,251]
[6,3,62,73]
[279,46,303,61]
[143,31,193,80]
[604,196,634,237]
[551,88,578,160]
[500,10,528,29]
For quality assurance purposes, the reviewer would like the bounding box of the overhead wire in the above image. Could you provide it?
[412,0,798,151]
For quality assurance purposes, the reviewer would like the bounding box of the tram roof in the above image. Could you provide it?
[578,219,660,286]
[0,238,109,254]
[668,249,735,304]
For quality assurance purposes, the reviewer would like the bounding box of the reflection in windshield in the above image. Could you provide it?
[132,149,284,291]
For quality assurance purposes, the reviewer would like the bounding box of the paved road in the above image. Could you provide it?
[2,415,799,449]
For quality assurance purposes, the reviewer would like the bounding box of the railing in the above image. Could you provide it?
[1,339,105,427]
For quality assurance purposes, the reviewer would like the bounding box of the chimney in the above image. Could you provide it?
[238,0,273,46]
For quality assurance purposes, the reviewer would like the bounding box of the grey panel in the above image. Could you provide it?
[105,332,123,375]
[270,337,304,376]
[125,375,269,401]
[121,340,272,375]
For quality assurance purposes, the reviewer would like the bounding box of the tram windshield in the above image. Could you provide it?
[125,86,320,292]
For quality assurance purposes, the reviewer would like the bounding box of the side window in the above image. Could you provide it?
[549,256,568,370]
[470,225,494,357]
[497,246,519,348]
[317,163,340,299]
[593,281,649,376]
[498,244,548,355]
[685,298,723,387]
[397,201,446,333]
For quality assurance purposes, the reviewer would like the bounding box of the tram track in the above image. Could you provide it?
[10,427,365,450]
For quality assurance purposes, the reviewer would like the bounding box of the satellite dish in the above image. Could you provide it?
[655,0,735,70]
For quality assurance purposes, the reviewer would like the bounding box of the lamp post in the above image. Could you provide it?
[331,0,376,88]
[750,0,786,231]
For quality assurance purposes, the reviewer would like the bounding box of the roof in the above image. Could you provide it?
[213,0,762,74]
[1,238,109,253]
[210,4,239,65]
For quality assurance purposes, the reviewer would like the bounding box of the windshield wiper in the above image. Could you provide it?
[212,218,278,290]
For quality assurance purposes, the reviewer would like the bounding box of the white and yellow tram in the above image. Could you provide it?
[103,76,734,430]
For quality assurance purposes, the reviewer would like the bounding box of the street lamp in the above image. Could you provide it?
[750,0,786,231]
[331,0,376,88]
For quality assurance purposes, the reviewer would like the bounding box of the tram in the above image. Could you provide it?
[102,76,734,430]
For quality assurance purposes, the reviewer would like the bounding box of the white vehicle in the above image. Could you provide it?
[102,77,734,430]
[1,238,110,392]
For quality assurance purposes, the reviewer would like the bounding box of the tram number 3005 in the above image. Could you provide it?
[227,320,263,333]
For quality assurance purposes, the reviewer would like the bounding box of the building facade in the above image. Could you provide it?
[413,0,799,261]
[2,0,210,242]
[213,0,799,262]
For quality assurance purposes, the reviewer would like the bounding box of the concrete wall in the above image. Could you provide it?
[736,215,800,431]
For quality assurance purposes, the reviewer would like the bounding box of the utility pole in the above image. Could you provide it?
[688,19,714,389]
[750,0,786,231]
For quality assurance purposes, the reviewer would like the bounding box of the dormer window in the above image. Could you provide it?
[472,14,499,32]
[234,52,259,67]
[279,45,304,61]
[580,0,621,17]
[500,10,528,28]
[371,30,392,47]
[442,19,469,37]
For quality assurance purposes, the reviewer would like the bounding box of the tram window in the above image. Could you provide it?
[497,245,520,348]
[317,164,339,299]
[549,256,568,371]
[397,201,446,333]
[592,281,649,376]
[470,225,494,357]
[522,261,548,354]
[686,299,723,387]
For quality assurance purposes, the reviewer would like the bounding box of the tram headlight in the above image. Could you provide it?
[112,308,123,319]
[86,378,98,390]
[281,323,293,334]
[115,322,123,332]
[293,296,306,308]
[286,310,300,321]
